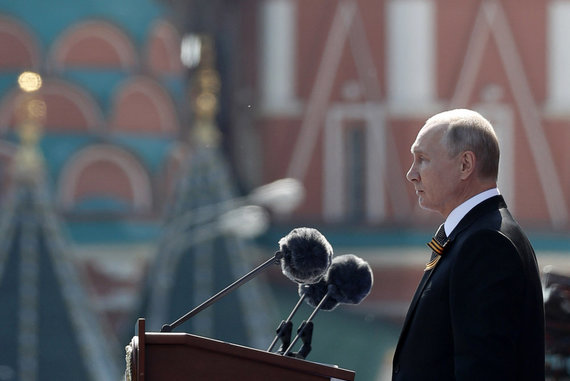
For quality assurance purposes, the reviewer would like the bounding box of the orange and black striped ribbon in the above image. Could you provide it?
[424,225,447,271]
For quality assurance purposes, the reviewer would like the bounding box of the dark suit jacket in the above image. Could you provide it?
[392,196,545,380]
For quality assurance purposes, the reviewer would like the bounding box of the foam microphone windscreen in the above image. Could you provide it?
[278,227,333,284]
[298,280,340,311]
[327,254,373,305]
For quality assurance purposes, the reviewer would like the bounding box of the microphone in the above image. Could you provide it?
[300,253,373,309]
[279,227,334,284]
[297,277,339,311]
[160,227,333,332]
[324,253,374,305]
[265,228,334,351]
[282,254,373,358]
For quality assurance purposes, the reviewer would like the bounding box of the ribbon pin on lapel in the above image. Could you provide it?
[424,224,448,271]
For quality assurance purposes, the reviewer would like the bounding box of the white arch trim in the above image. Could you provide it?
[42,79,105,130]
[0,15,41,69]
[0,78,104,133]
[50,19,137,71]
[59,144,152,213]
[112,75,179,134]
[147,19,183,74]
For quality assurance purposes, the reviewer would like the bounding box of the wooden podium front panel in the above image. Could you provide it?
[143,333,355,381]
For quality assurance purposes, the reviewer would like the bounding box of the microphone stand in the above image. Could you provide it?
[267,294,306,353]
[161,251,283,332]
[282,284,337,359]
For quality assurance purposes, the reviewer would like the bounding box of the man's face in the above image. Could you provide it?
[406,123,463,217]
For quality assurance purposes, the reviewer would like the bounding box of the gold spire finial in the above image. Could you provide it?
[190,35,222,147]
[12,71,46,184]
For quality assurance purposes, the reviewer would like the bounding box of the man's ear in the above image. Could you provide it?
[459,151,476,180]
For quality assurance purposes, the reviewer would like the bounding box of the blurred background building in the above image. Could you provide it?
[0,0,569,380]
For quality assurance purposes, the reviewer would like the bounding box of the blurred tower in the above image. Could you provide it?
[137,36,276,349]
[0,72,120,381]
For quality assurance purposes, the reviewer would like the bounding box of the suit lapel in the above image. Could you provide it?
[396,262,438,350]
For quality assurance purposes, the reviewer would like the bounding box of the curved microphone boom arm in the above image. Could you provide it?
[161,251,284,332]
[282,284,337,358]
[267,293,306,353]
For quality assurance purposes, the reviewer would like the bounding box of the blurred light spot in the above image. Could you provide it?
[18,71,42,92]
[181,34,202,68]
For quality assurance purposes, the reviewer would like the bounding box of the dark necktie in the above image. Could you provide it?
[424,223,448,271]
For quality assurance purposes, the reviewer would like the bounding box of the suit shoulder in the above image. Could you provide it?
[449,227,530,279]
[454,228,516,252]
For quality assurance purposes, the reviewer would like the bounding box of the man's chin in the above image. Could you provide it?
[418,200,435,213]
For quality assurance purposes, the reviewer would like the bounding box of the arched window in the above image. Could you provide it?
[146,19,184,76]
[110,76,180,135]
[0,79,104,133]
[49,20,137,71]
[58,144,152,215]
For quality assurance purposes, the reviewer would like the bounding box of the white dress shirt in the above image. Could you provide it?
[444,188,501,236]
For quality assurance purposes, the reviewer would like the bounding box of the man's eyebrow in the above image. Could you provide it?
[410,145,424,154]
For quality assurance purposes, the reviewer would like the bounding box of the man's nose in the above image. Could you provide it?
[406,164,417,183]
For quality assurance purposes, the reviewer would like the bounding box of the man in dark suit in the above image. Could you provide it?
[392,109,545,380]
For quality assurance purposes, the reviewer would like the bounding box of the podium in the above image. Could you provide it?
[126,319,355,381]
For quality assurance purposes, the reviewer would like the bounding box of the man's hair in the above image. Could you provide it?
[428,109,500,180]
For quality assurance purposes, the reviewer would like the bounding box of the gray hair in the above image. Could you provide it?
[428,109,500,180]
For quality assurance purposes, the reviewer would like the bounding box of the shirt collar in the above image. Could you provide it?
[444,188,500,236]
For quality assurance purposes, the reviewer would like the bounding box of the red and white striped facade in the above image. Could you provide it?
[254,0,570,230]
